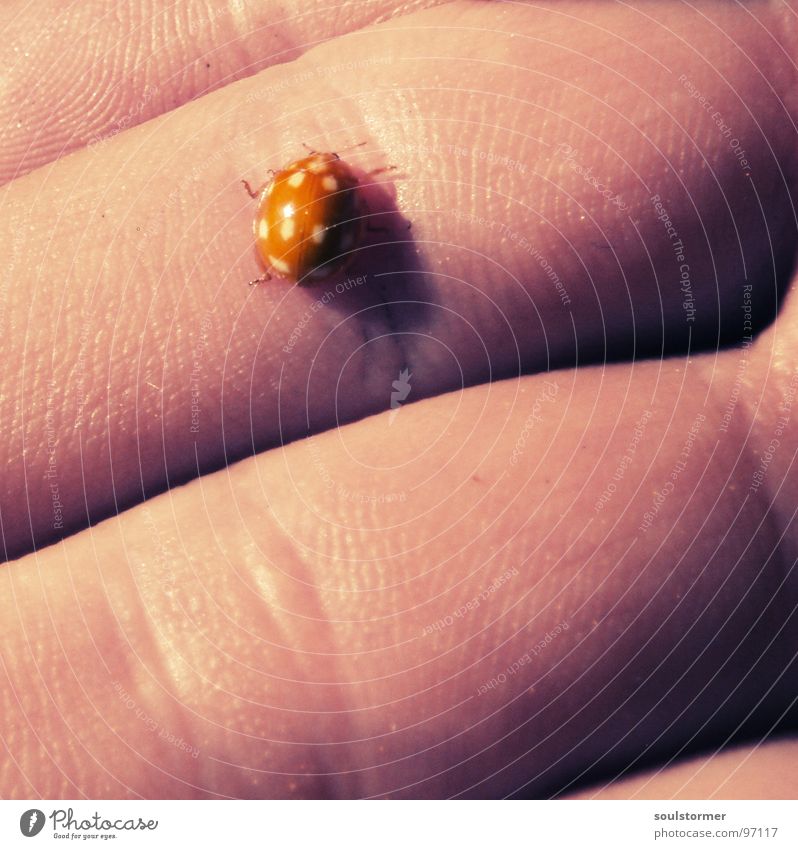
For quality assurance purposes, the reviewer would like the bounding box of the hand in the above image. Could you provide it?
[1,0,796,798]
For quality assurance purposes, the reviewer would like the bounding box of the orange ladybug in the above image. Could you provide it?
[244,150,366,286]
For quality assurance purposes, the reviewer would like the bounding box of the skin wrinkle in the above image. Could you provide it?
[2,556,165,796]
[698,345,794,587]
[169,468,364,797]
[110,549,210,794]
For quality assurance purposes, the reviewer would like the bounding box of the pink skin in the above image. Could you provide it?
[0,0,796,798]
[572,740,798,800]
[0,0,446,184]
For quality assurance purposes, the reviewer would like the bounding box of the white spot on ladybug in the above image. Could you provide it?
[268,255,291,274]
[311,224,325,244]
[258,219,269,239]
[280,219,295,240]
[322,175,338,192]
[308,158,328,174]
[287,171,306,188]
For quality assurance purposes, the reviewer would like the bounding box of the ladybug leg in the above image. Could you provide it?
[241,179,259,199]
[248,270,272,286]
[331,141,368,160]
[364,165,397,180]
[241,172,275,199]
[362,194,412,235]
[302,141,367,158]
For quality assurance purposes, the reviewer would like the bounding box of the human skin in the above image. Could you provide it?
[0,0,797,798]
[572,739,798,799]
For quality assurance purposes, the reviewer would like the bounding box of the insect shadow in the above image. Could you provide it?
[319,163,430,330]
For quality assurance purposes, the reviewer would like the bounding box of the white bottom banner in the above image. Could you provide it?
[1,800,794,848]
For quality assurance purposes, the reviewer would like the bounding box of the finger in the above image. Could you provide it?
[0,0,444,183]
[568,739,798,799]
[1,344,795,797]
[2,0,796,559]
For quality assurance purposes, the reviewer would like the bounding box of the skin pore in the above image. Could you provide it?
[0,0,797,798]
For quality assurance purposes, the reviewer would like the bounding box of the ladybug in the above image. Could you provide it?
[243,147,375,286]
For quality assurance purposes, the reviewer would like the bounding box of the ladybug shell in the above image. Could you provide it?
[254,152,363,284]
